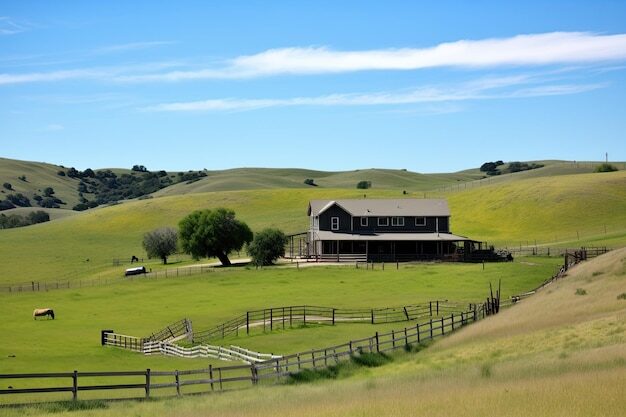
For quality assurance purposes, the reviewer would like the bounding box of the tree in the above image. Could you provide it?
[595,163,618,173]
[304,178,317,186]
[2,182,12,190]
[43,187,55,197]
[178,208,252,266]
[142,227,178,264]
[480,162,497,172]
[356,181,372,189]
[248,228,288,266]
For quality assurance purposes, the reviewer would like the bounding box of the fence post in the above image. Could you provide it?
[175,370,181,396]
[436,300,439,315]
[218,368,223,390]
[417,322,420,343]
[72,370,78,401]
[251,364,258,385]
[332,308,336,325]
[392,330,396,349]
[145,368,151,398]
[246,312,249,335]
[270,308,273,331]
[429,319,433,339]
[429,301,432,316]
[209,365,214,391]
[451,313,455,330]
[375,332,380,353]
[404,327,408,345]
[371,309,374,324]
[303,306,307,325]
[441,316,445,335]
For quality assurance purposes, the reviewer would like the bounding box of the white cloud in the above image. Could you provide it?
[2,32,626,85]
[126,32,626,81]
[144,76,605,112]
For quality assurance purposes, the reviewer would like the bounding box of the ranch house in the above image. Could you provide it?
[304,198,479,262]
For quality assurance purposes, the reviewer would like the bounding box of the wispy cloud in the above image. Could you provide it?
[93,41,175,55]
[2,32,626,85]
[43,124,64,131]
[0,16,30,35]
[144,75,605,112]
[124,31,626,81]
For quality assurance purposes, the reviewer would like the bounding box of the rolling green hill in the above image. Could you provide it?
[0,170,624,284]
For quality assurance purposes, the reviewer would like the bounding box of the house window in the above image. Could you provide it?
[391,217,405,226]
[331,217,340,230]
[415,217,426,226]
[360,217,368,227]
[377,217,389,226]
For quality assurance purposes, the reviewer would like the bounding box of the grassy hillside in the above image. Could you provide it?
[4,247,624,416]
[0,157,82,209]
[0,170,625,283]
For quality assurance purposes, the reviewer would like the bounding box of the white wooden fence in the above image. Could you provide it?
[142,341,281,363]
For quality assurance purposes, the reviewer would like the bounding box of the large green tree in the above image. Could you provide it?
[142,227,178,264]
[178,208,252,266]
[248,228,288,266]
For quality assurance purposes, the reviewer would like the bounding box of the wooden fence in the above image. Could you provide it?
[102,319,193,352]
[192,301,464,343]
[0,309,476,404]
[143,341,281,363]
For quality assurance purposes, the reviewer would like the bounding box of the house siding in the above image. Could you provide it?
[349,216,450,233]
[318,205,352,232]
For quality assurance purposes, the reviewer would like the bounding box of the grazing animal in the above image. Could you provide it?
[33,308,55,320]
[131,255,139,263]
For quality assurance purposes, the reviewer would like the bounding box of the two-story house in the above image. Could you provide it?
[306,198,473,261]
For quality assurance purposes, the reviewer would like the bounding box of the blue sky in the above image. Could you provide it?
[1,1,626,172]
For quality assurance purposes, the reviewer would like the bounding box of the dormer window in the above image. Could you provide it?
[331,217,340,230]
[360,217,368,227]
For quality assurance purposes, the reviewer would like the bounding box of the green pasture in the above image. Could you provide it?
[1,249,623,416]
[0,257,559,377]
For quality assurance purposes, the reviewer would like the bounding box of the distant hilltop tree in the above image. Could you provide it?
[357,181,372,189]
[132,165,149,172]
[594,163,618,173]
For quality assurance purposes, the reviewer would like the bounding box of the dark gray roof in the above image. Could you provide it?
[308,199,450,217]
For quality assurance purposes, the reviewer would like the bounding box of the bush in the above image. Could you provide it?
[0,200,15,211]
[480,162,497,172]
[6,193,31,207]
[73,203,89,211]
[2,182,12,190]
[28,210,50,224]
[616,293,626,300]
[43,187,55,197]
[304,178,317,186]
[356,181,372,189]
[575,288,587,296]
[350,351,392,367]
[248,228,288,266]
[595,163,618,173]
[57,170,66,176]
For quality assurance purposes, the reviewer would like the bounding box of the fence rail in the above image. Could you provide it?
[192,301,465,343]
[0,309,476,404]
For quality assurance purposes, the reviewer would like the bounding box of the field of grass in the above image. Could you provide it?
[0,169,625,284]
[0,257,559,377]
[2,247,623,416]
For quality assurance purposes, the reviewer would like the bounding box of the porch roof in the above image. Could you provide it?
[313,231,472,242]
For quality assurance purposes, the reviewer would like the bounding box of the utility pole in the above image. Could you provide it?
[606,152,608,163]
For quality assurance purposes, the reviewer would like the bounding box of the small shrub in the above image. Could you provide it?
[480,362,493,378]
[575,288,587,296]
[57,170,66,176]
[617,293,626,300]
[18,175,27,181]
[2,182,12,190]
[73,203,89,211]
[304,178,317,186]
[356,180,372,189]
[595,163,618,173]
[350,351,392,367]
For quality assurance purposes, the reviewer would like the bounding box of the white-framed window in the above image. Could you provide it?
[377,217,389,226]
[331,217,340,230]
[415,217,426,226]
[391,217,405,226]
[360,217,368,227]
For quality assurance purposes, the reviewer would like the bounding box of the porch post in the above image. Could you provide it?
[337,240,340,262]
[366,240,369,261]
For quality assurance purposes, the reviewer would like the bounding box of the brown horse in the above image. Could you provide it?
[33,308,55,320]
